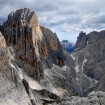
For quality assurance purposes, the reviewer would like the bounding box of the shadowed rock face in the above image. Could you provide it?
[2,8,42,66]
[84,31,105,81]
[0,8,76,105]
[74,31,87,52]
[0,32,8,70]
[72,30,105,92]
[41,26,65,67]
[1,8,66,81]
[1,8,44,81]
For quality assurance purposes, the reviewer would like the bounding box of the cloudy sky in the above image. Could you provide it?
[0,0,105,42]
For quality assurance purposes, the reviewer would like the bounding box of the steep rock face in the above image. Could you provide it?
[0,32,32,105]
[74,31,87,51]
[2,8,42,65]
[0,7,83,99]
[41,26,65,67]
[72,30,105,93]
[2,8,44,80]
[1,9,66,81]
[83,31,105,80]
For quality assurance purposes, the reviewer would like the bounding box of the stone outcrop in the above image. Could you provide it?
[74,31,87,51]
[2,8,43,66]
[1,8,43,80]
[72,30,105,93]
[0,32,33,105]
[1,9,66,81]
[41,26,65,67]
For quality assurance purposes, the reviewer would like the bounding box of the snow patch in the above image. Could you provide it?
[24,75,44,90]
[82,58,87,72]
[61,65,67,71]
[71,54,76,60]
[10,63,23,80]
[76,77,79,81]
[8,46,23,80]
[75,65,79,73]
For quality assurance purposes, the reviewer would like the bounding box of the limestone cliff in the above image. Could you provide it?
[72,30,105,94]
[1,8,66,81]
[0,8,74,105]
[41,26,65,67]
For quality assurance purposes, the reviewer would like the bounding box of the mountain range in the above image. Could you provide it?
[61,40,74,53]
[0,8,105,105]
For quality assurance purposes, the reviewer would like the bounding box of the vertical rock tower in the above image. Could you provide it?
[2,8,44,80]
[1,8,65,81]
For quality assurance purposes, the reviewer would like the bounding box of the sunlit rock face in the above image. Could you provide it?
[0,8,74,104]
[0,32,32,105]
[74,31,87,52]
[1,9,66,81]
[2,8,42,65]
[1,8,44,81]
[0,32,8,70]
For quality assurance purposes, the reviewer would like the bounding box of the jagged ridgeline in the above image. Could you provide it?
[1,8,66,81]
[0,8,74,105]
[0,8,105,105]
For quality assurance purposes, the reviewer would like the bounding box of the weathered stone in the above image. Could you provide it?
[2,8,44,80]
[1,8,66,81]
[73,30,105,92]
[0,32,8,69]
[74,31,87,52]
[41,26,65,67]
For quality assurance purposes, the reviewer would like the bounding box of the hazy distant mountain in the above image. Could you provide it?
[61,40,75,52]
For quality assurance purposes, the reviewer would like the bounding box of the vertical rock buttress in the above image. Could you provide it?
[2,8,44,81]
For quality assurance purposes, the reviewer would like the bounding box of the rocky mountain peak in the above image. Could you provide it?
[1,8,66,81]
[74,31,87,51]
[2,8,43,62]
[0,32,6,48]
[4,8,43,43]
[1,8,44,80]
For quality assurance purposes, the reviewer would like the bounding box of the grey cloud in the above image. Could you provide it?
[88,14,105,24]
[0,0,105,42]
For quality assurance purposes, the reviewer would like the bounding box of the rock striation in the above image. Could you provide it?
[74,31,87,51]
[1,8,105,105]
[2,8,43,80]
[0,8,79,105]
[72,30,105,93]
[41,26,65,67]
[1,8,66,80]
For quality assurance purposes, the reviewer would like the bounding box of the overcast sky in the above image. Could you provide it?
[0,0,105,43]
